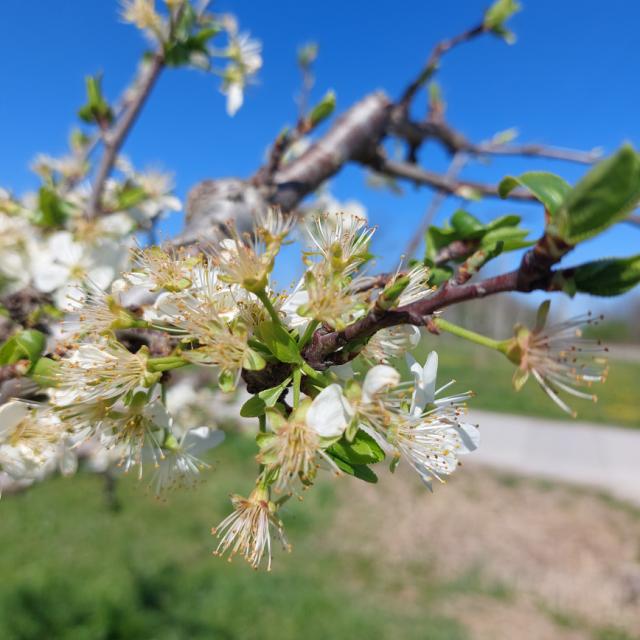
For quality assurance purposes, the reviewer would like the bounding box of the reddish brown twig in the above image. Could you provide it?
[86,52,165,218]
[398,23,487,110]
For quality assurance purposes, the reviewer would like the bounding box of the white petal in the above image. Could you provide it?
[362,365,400,403]
[59,446,78,476]
[454,422,480,454]
[48,232,82,265]
[87,265,116,291]
[408,351,438,412]
[32,261,70,292]
[307,384,352,438]
[184,427,225,454]
[145,402,172,430]
[0,401,29,441]
[226,82,244,116]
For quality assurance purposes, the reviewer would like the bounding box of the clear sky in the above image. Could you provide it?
[1,0,638,313]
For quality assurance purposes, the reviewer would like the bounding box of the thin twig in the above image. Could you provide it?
[398,23,487,109]
[391,119,602,164]
[302,233,572,369]
[360,150,535,202]
[86,52,165,218]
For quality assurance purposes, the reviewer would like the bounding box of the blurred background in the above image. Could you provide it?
[1,1,639,639]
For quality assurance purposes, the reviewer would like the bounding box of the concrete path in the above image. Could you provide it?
[467,410,640,506]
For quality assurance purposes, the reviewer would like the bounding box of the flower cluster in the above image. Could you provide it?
[0,150,181,306]
[120,0,262,116]
[0,204,610,571]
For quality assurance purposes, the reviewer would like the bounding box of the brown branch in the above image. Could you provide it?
[390,119,602,164]
[86,52,165,218]
[398,23,487,109]
[269,92,391,211]
[360,149,536,201]
[302,233,572,369]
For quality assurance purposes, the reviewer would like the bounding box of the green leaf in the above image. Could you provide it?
[258,321,302,365]
[78,74,113,125]
[571,255,640,297]
[554,145,640,243]
[328,454,378,484]
[424,225,459,262]
[534,299,551,332]
[34,187,72,227]
[498,172,571,215]
[30,357,60,387]
[240,376,292,418]
[308,90,336,127]
[427,265,454,286]
[0,329,46,370]
[217,370,236,392]
[327,429,385,466]
[450,209,484,237]
[484,0,521,43]
[483,214,521,232]
[480,227,532,252]
[242,347,267,371]
[116,185,148,210]
[192,26,220,47]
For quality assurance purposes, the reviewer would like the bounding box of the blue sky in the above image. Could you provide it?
[1,0,638,313]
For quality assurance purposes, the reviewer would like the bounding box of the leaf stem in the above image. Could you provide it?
[298,320,319,349]
[147,355,189,372]
[292,368,302,407]
[434,317,506,352]
[255,289,282,325]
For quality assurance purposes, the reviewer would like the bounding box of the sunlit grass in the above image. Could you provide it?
[0,435,468,640]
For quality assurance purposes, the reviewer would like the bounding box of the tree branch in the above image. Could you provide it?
[390,118,602,164]
[86,52,165,218]
[359,148,536,201]
[302,233,572,369]
[398,23,487,109]
[269,92,391,211]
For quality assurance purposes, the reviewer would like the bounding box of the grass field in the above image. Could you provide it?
[411,336,640,429]
[0,436,467,640]
[2,434,639,640]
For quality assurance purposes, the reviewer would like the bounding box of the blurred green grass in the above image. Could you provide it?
[413,337,640,429]
[0,435,471,640]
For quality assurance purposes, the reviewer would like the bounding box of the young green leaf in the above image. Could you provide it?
[218,370,237,392]
[116,185,148,210]
[258,321,302,365]
[484,0,522,43]
[328,453,378,484]
[498,172,571,214]
[554,145,640,243]
[240,376,292,418]
[327,429,385,466]
[0,329,46,370]
[480,227,532,252]
[571,255,640,297]
[483,214,521,232]
[451,209,484,237]
[242,347,267,371]
[34,188,72,227]
[308,90,336,128]
[78,74,113,125]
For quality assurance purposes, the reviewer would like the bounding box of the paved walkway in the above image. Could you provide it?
[467,410,640,506]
